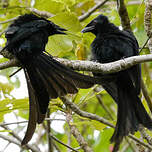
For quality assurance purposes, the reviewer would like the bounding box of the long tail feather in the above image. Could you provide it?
[39,54,95,88]
[110,72,152,145]
[22,69,45,145]
[25,64,50,115]
[36,60,78,95]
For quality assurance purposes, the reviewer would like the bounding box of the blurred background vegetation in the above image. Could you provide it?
[0,0,151,152]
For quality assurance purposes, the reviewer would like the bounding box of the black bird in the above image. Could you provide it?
[3,14,101,145]
[82,14,152,149]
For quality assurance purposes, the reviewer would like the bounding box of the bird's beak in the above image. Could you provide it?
[81,21,96,33]
[81,26,95,33]
[55,25,67,35]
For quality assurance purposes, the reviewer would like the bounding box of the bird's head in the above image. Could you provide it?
[10,13,67,36]
[81,14,109,35]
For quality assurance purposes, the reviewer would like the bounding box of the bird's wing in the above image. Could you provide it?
[103,34,141,94]
[120,30,141,94]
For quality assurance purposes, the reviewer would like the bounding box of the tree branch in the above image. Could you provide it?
[139,126,152,146]
[66,112,93,152]
[0,134,21,146]
[60,96,114,128]
[0,118,65,126]
[26,8,53,18]
[46,109,53,152]
[117,0,132,31]
[41,54,152,74]
[43,120,79,152]
[1,52,152,75]
[141,78,152,113]
[1,125,40,152]
[0,17,17,24]
[78,0,110,22]
[60,96,152,151]
[49,134,79,152]
[144,0,152,52]
[96,94,114,120]
[0,59,19,70]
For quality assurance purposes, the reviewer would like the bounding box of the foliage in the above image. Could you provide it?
[0,0,151,152]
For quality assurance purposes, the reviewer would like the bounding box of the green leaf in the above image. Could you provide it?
[46,12,82,56]
[46,35,73,56]
[0,98,28,122]
[0,82,14,95]
[94,128,113,152]
[34,0,65,14]
[0,129,12,132]
[50,12,82,33]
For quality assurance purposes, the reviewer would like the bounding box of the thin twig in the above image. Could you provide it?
[139,33,152,53]
[52,141,61,152]
[2,125,23,143]
[60,96,114,127]
[44,123,77,152]
[66,112,93,152]
[1,125,39,152]
[0,17,17,24]
[0,134,21,146]
[2,142,10,152]
[96,94,114,120]
[49,134,79,152]
[46,109,53,152]
[125,138,137,152]
[139,126,152,146]
[141,78,152,113]
[0,118,65,126]
[66,120,72,152]
[78,0,110,22]
[129,134,152,150]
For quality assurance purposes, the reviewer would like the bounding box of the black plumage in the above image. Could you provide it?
[3,14,99,145]
[82,14,152,149]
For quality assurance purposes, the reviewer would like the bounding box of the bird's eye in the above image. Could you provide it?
[92,20,97,25]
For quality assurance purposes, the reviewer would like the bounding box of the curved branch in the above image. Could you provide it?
[56,54,152,73]
[1,54,152,74]
[0,59,19,69]
[78,0,110,22]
